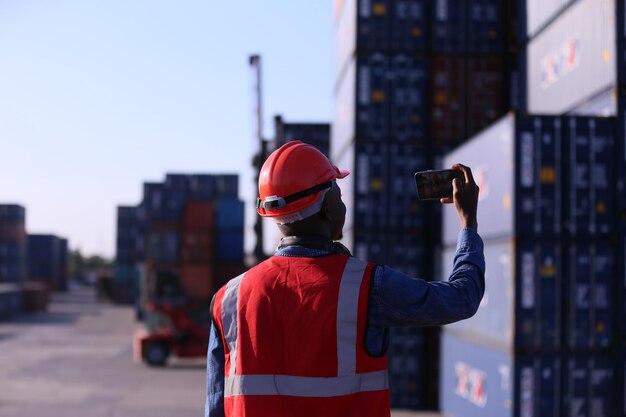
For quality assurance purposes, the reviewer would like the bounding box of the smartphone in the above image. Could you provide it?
[414,169,465,200]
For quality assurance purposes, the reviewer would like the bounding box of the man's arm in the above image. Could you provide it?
[205,322,225,417]
[368,227,485,327]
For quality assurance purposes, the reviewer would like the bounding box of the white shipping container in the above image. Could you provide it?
[527,0,615,114]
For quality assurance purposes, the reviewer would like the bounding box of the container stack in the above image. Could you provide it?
[27,234,69,292]
[332,0,514,409]
[438,113,618,417]
[115,173,246,315]
[274,115,331,157]
[0,204,26,320]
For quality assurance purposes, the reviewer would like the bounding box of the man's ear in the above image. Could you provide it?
[320,198,332,221]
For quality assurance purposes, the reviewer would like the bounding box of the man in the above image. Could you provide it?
[206,141,484,417]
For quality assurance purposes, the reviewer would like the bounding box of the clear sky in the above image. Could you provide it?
[0,0,334,258]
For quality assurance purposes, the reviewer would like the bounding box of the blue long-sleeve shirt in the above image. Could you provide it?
[205,228,485,417]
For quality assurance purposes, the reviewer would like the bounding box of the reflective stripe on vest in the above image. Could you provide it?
[221,272,246,376]
[221,257,385,398]
[224,370,389,397]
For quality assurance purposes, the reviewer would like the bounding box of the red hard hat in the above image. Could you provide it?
[257,141,349,223]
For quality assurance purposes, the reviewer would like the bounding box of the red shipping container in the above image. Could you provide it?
[214,262,247,292]
[430,55,466,145]
[0,222,26,242]
[467,57,504,137]
[180,231,214,264]
[21,281,48,312]
[180,265,214,301]
[184,202,215,231]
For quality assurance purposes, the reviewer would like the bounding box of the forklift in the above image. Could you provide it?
[133,269,212,366]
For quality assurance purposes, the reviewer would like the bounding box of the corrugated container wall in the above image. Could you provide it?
[0,205,27,284]
[526,0,616,114]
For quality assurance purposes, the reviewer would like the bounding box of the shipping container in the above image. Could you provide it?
[526,0,616,114]
[0,241,27,283]
[389,54,427,142]
[615,215,626,345]
[179,264,214,300]
[563,354,615,417]
[356,0,391,52]
[357,53,391,140]
[180,231,214,264]
[565,243,614,349]
[390,0,427,52]
[332,59,357,160]
[335,0,357,85]
[214,175,239,198]
[0,204,27,284]
[275,119,331,158]
[353,142,389,229]
[442,114,563,245]
[440,331,562,417]
[145,224,179,265]
[20,281,48,312]
[443,238,562,351]
[431,0,466,52]
[188,175,215,201]
[388,326,425,409]
[183,201,215,231]
[524,0,574,39]
[430,55,466,145]
[216,199,245,230]
[563,116,615,236]
[467,0,502,54]
[28,234,67,291]
[0,283,22,320]
[619,95,626,210]
[385,230,426,280]
[466,56,504,137]
[387,142,428,229]
[352,229,387,264]
[216,231,244,262]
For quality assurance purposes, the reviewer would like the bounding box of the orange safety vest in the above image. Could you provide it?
[212,254,390,417]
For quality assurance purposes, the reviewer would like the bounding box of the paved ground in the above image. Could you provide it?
[0,286,441,417]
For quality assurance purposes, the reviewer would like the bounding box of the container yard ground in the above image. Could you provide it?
[0,284,442,417]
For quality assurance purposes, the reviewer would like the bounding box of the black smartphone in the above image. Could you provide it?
[414,169,465,200]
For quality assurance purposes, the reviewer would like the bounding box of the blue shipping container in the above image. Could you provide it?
[387,142,428,229]
[214,175,239,198]
[389,54,427,142]
[440,331,562,417]
[28,235,61,286]
[389,0,427,52]
[216,231,244,262]
[618,95,626,210]
[0,204,25,221]
[189,175,215,201]
[564,355,615,417]
[146,230,179,264]
[353,142,389,229]
[467,0,502,53]
[385,230,425,279]
[356,0,391,51]
[352,229,387,264]
[431,0,466,53]
[563,116,615,236]
[565,243,614,349]
[0,283,22,320]
[388,326,425,410]
[357,54,390,140]
[216,199,245,230]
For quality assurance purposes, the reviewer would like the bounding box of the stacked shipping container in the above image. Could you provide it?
[332,0,514,409]
[0,205,26,319]
[439,113,618,417]
[27,234,69,292]
[115,173,246,316]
